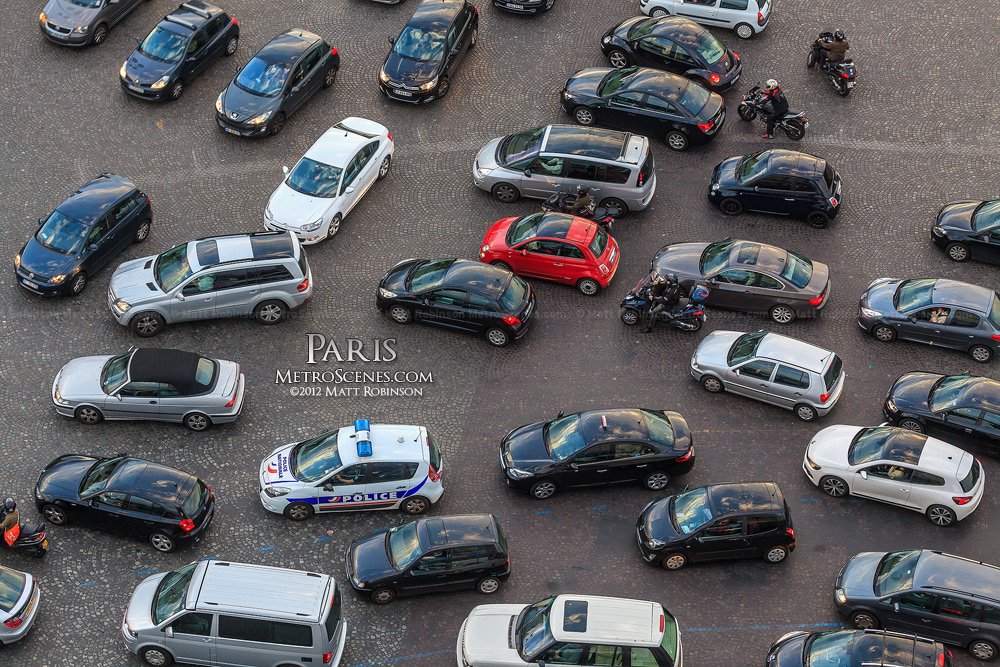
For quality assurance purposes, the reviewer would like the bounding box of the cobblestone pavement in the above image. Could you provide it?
[1,0,998,665]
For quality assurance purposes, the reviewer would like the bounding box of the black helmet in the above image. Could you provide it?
[834,29,845,40]
[577,184,590,195]
[3,498,14,512]
[666,273,678,283]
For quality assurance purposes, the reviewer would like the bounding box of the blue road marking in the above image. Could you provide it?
[347,649,456,667]
[138,569,155,575]
[314,536,330,542]
[536,510,550,515]
[259,546,274,551]
[801,498,819,502]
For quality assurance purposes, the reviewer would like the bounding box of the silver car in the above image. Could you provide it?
[0,565,39,645]
[108,231,313,337]
[690,330,845,421]
[52,347,245,431]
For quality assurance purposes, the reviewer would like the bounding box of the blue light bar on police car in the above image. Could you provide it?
[355,419,373,457]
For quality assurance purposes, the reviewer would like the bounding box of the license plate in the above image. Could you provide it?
[128,83,143,92]
[223,127,241,135]
[803,122,810,128]
[731,72,740,82]
[847,81,855,88]
[394,90,412,97]
[48,28,67,38]
[506,2,524,7]
[21,279,39,290]
[41,539,47,549]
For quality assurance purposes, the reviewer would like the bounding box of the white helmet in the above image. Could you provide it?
[765,78,779,89]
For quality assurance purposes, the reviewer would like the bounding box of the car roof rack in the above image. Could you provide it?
[180,1,211,17]
[164,15,198,30]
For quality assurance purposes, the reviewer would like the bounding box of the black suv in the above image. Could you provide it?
[637,482,794,570]
[379,0,478,103]
[346,514,510,604]
[767,629,951,667]
[121,1,239,101]
[836,550,1000,661]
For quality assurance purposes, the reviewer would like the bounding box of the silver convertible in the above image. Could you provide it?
[51,348,245,431]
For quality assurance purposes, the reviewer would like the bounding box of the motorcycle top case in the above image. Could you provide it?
[690,285,710,302]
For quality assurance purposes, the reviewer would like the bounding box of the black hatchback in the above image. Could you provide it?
[493,0,553,14]
[376,258,535,347]
[709,149,843,228]
[884,372,1000,450]
[15,174,152,296]
[347,514,510,605]
[121,0,239,102]
[379,0,478,103]
[216,28,339,137]
[637,482,794,570]
[562,66,724,151]
[931,200,1000,264]
[767,630,951,667]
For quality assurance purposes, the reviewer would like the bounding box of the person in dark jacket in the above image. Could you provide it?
[819,30,850,67]
[567,185,592,217]
[760,79,789,139]
[640,273,683,333]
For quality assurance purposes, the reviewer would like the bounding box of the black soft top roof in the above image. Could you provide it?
[128,348,212,395]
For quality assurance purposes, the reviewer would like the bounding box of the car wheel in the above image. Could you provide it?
[529,480,556,499]
[769,304,795,324]
[945,242,970,262]
[389,306,412,324]
[74,406,103,425]
[327,214,342,239]
[764,546,789,563]
[183,412,211,432]
[970,640,998,662]
[643,471,670,491]
[469,27,478,47]
[850,611,880,630]
[927,504,957,526]
[577,278,600,296]
[621,309,640,326]
[149,532,175,553]
[485,327,510,347]
[970,345,993,363]
[401,496,430,515]
[492,182,519,203]
[795,404,818,421]
[66,271,87,296]
[898,419,924,433]
[476,576,502,594]
[600,198,627,217]
[607,49,629,68]
[665,130,689,152]
[377,155,391,181]
[719,197,743,216]
[735,22,754,39]
[661,553,686,570]
[42,503,67,525]
[820,475,848,498]
[371,588,395,605]
[438,77,450,98]
[225,35,238,56]
[701,376,723,393]
[323,67,337,88]
[651,8,669,18]
[283,502,314,521]
[490,261,513,272]
[130,311,165,337]
[574,106,596,126]
[134,219,151,243]
[91,23,108,45]
[806,211,831,228]
[168,79,184,101]
[269,113,286,136]
[141,647,173,667]
[872,324,896,342]
[255,300,287,325]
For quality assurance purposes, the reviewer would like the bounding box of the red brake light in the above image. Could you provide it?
[697,121,714,132]
[226,394,236,407]
[829,197,839,207]
[387,131,393,141]
[4,617,22,629]
[230,17,237,25]
[991,335,1000,342]
[709,73,721,84]
[757,11,763,21]
[691,310,704,316]
[820,392,831,403]
[324,652,333,664]
[502,316,521,327]
[809,293,825,306]
[428,464,441,483]
[938,654,945,667]
[733,51,739,60]
[952,496,973,505]
[330,47,338,56]
[659,615,664,632]
[787,528,795,540]
[297,278,309,292]
[675,444,694,462]
[180,519,195,532]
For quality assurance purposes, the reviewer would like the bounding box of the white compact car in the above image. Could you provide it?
[264,117,394,244]
[259,419,444,520]
[639,0,771,39]
[803,424,984,526]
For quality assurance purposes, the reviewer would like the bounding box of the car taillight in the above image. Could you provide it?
[324,651,333,664]
[4,617,22,629]
[733,51,739,60]
[180,519,195,532]
[387,131,393,141]
[787,528,795,540]
[599,264,609,275]
[330,47,338,56]
[938,654,946,667]
[829,197,839,207]
[675,445,694,462]
[953,496,973,505]
[991,334,1000,342]
[757,11,763,21]
[502,316,521,326]
[226,394,236,407]
[709,74,721,84]
[428,464,441,482]
[297,278,309,292]
[659,615,665,632]
[809,293,825,306]
[697,121,715,132]
[206,485,213,499]
[230,17,237,25]
[820,392,831,403]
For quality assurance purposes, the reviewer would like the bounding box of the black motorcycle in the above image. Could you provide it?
[807,33,857,96]
[0,504,48,558]
[542,191,614,232]
[737,85,808,140]
[620,276,709,332]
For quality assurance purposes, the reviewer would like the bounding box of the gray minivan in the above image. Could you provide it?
[122,559,347,667]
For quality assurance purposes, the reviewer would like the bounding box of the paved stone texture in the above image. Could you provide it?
[1,0,999,665]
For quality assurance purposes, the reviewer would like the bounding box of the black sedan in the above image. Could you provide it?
[120,0,238,102]
[637,482,794,570]
[15,174,152,296]
[376,258,535,347]
[34,454,214,553]
[652,238,830,323]
[709,149,843,228]
[493,0,553,13]
[346,514,510,604]
[600,16,741,93]
[767,630,950,667]
[499,408,694,499]
[932,200,1000,264]
[216,28,339,137]
[885,372,1000,450]
[561,67,724,151]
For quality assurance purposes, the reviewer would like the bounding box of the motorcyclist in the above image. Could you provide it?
[567,185,592,216]
[1,498,18,545]
[819,30,849,68]
[760,78,789,139]
[640,273,684,334]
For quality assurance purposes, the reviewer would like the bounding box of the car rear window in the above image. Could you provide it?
[960,459,981,493]
[0,568,26,612]
[589,227,609,257]
[181,480,208,518]
[678,82,711,116]
[780,251,814,289]
[324,584,342,641]
[427,434,442,471]
[660,607,679,660]
[498,276,528,312]
[637,151,654,188]
[823,355,843,391]
[823,162,835,190]
[493,518,508,554]
[298,250,309,279]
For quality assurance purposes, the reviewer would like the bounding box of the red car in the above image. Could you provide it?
[479,212,619,295]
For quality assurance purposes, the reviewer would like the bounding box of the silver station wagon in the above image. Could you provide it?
[690,330,845,421]
[52,347,245,431]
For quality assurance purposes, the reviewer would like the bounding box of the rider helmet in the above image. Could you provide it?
[765,78,779,90]
[576,184,590,195]
[834,29,845,41]
[3,498,14,513]
[665,273,679,284]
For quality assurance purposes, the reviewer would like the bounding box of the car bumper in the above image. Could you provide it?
[173,503,215,548]
[120,79,171,101]
[455,616,469,667]
[258,488,288,514]
[2,585,40,643]
[39,23,89,46]
[379,81,437,104]
[493,0,550,13]
[216,114,272,137]
[956,479,985,521]
[15,269,71,295]
[637,174,656,210]
[209,375,245,424]
[802,459,822,485]
[930,229,951,250]
[264,219,327,245]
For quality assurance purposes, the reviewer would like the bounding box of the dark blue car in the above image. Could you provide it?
[15,174,152,296]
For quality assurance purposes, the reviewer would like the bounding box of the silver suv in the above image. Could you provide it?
[690,330,846,421]
[108,231,312,337]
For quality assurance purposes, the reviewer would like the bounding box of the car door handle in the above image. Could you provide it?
[148,400,157,404]
[202,638,212,643]
[596,469,608,473]
[922,619,932,623]
[965,428,973,433]
[759,383,767,387]
[395,485,406,489]
[900,488,908,492]
[794,392,803,396]
[784,198,795,201]
[635,464,648,468]
[552,263,564,267]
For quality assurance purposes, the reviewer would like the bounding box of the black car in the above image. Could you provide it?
[376,258,535,347]
[709,149,843,228]
[216,28,339,137]
[767,630,951,667]
[493,0,553,14]
[561,67,724,152]
[39,0,145,47]
[120,1,238,102]
[636,482,794,570]
[34,454,214,553]
[346,514,510,604]
[15,174,152,296]
[379,0,478,103]
[884,372,1000,450]
[600,16,742,92]
[500,408,694,499]
[932,200,1000,264]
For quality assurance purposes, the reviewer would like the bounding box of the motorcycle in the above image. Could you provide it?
[620,276,709,332]
[737,85,808,140]
[0,503,48,558]
[807,32,857,96]
[542,191,614,232]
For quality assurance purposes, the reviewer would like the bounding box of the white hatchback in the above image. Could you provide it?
[265,117,394,244]
[639,0,771,39]
[803,424,984,526]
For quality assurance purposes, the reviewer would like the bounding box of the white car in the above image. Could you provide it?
[803,424,985,526]
[638,0,771,39]
[259,419,444,519]
[264,117,393,244]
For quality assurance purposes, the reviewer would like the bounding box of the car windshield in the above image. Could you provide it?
[727,332,765,365]
[79,456,124,497]
[874,550,920,597]
[499,127,545,165]
[972,201,1000,233]
[387,522,422,571]
[101,351,132,394]
[895,279,935,312]
[780,251,813,288]
[409,259,453,293]
[0,568,26,613]
[499,276,528,312]
[700,240,734,275]
[154,244,193,292]
[690,32,727,64]
[805,633,852,667]
[508,213,544,245]
[736,151,769,183]
[599,67,637,96]
[929,375,974,412]
[589,227,609,257]
[67,0,101,6]
[543,414,587,461]
[290,430,343,482]
[519,597,556,658]
[627,18,660,38]
[235,57,291,97]
[35,211,89,255]
[286,157,343,198]
[847,427,894,465]
[672,487,714,534]
[678,82,711,115]
[641,410,674,446]
[152,562,198,625]
[139,26,188,64]
[393,26,445,62]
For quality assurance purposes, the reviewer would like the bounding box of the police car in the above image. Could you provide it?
[259,420,444,520]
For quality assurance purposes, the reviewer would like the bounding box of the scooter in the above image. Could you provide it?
[620,277,709,332]
[737,85,809,140]
[807,33,858,96]
[1,503,48,558]
[542,191,614,232]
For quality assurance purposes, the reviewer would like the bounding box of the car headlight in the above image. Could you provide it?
[265,206,274,221]
[115,300,132,312]
[420,76,438,91]
[885,398,898,413]
[379,69,390,83]
[73,25,89,34]
[860,306,881,318]
[119,62,128,79]
[123,620,138,640]
[264,486,291,498]
[350,573,365,588]
[50,274,66,284]
[602,35,612,44]
[806,454,822,471]
[300,218,323,233]
[39,11,46,23]
[215,93,224,114]
[835,588,847,604]
[34,487,43,500]
[506,468,534,480]
[562,90,572,99]
[53,387,70,405]
[711,182,721,191]
[481,244,490,254]
[379,287,398,299]
[932,225,945,236]
[150,75,170,90]
[248,110,272,125]
[645,537,666,550]
[476,167,493,179]
[14,253,20,269]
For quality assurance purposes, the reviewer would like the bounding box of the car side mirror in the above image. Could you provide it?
[422,297,431,305]
[165,627,174,638]
[282,165,289,175]
[88,243,98,251]
[89,499,99,507]
[388,36,396,45]
[538,662,547,667]
[754,186,760,192]
[520,249,526,256]
[523,169,532,178]
[323,483,334,492]
[346,186,356,194]
[682,484,690,492]
[135,36,141,45]
[569,463,578,470]
[175,292,185,301]
[894,602,900,612]
[859,470,868,480]
[449,48,459,58]
[556,410,565,418]
[908,316,917,324]
[38,217,46,227]
[291,85,301,94]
